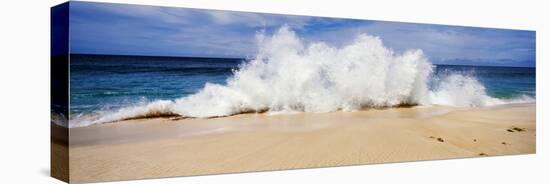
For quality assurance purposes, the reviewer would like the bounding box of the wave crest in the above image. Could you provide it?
[171,26,434,117]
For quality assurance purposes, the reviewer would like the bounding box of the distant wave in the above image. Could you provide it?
[69,26,534,128]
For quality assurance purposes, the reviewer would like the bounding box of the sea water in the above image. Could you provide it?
[68,27,535,127]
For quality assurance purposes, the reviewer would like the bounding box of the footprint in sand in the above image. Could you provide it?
[506,127,525,133]
[428,136,445,142]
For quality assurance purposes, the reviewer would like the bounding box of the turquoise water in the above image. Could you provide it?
[70,54,242,115]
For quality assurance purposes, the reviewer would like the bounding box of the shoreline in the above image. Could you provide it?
[68,103,536,183]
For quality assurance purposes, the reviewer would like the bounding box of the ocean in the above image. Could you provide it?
[70,54,241,115]
[433,64,535,99]
[68,53,535,127]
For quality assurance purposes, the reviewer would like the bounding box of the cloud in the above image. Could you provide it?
[297,20,535,66]
[69,1,535,67]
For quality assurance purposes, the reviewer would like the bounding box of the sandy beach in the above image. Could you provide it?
[68,103,535,183]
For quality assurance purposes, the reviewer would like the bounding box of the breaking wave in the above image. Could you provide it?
[69,26,534,128]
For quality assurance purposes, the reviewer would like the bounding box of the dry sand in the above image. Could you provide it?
[67,103,535,183]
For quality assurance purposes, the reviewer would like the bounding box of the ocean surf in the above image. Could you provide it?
[66,26,535,128]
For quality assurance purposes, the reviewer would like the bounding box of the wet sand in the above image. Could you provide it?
[68,103,535,183]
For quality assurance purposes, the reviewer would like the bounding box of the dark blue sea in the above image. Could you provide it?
[70,54,242,115]
[69,54,536,116]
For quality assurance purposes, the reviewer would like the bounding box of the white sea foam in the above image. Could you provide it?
[68,26,534,128]
[429,74,503,107]
[70,100,176,128]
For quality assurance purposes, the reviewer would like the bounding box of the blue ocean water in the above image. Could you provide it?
[433,64,536,99]
[70,54,243,115]
[69,54,536,116]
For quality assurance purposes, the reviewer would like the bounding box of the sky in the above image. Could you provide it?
[69,1,536,67]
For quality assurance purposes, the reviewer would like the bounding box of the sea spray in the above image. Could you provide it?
[69,26,533,128]
[429,74,502,107]
[171,26,434,117]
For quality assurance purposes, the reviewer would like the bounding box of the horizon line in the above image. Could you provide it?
[69,53,536,68]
